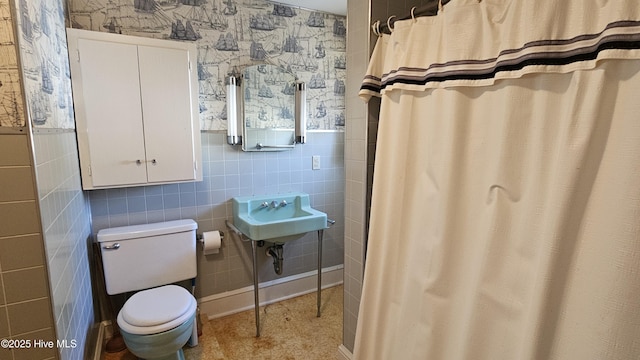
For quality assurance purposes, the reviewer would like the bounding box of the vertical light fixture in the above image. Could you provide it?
[226,75,242,145]
[295,81,307,144]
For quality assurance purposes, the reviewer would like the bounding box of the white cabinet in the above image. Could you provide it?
[66,28,202,190]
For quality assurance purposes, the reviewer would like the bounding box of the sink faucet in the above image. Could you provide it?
[270,200,278,208]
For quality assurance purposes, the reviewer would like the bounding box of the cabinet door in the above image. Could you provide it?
[138,45,197,183]
[76,39,148,187]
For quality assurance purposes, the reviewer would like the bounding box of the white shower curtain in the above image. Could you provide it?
[355,1,640,359]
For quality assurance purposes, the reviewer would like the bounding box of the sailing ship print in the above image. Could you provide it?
[29,91,50,126]
[172,0,228,31]
[215,32,238,50]
[308,73,326,89]
[258,85,273,98]
[314,41,325,58]
[66,0,347,131]
[19,0,33,43]
[209,3,229,30]
[250,41,267,60]
[282,82,295,95]
[272,4,295,17]
[103,17,122,33]
[40,2,51,37]
[41,61,54,94]
[315,101,326,118]
[101,0,172,34]
[249,13,275,30]
[134,0,160,12]
[307,12,324,28]
[333,79,345,95]
[222,0,237,15]
[170,19,201,40]
[283,35,300,53]
[333,19,346,37]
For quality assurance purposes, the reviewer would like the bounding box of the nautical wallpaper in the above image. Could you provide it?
[14,0,76,129]
[0,0,25,127]
[69,0,347,131]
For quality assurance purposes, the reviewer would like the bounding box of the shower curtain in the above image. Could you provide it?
[355,1,640,359]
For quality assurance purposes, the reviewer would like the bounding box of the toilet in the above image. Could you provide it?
[97,219,199,360]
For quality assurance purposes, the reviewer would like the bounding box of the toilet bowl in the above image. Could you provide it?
[117,285,197,360]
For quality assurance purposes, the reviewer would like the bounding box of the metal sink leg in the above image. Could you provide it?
[251,240,260,337]
[317,229,323,317]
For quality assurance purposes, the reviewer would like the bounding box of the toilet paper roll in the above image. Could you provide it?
[202,230,222,255]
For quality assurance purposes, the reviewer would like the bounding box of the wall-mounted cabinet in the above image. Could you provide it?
[66,28,202,190]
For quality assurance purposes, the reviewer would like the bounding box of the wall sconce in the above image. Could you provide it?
[226,75,242,145]
[295,82,307,144]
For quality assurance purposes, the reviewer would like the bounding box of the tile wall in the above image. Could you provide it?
[343,0,370,350]
[32,130,94,360]
[0,132,57,360]
[88,131,345,298]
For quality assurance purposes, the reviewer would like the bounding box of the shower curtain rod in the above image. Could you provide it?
[373,0,453,35]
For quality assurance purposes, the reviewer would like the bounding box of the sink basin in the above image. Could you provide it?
[232,192,327,242]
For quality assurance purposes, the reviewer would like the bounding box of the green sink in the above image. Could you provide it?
[232,192,328,242]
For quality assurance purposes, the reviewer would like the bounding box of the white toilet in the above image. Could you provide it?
[97,219,199,360]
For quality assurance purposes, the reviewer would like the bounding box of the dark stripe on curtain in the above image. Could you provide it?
[361,20,640,95]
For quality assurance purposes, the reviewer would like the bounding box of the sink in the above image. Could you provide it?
[232,192,327,242]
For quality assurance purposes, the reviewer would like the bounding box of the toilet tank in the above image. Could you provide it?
[97,219,197,295]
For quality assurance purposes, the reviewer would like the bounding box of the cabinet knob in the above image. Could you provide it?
[136,159,142,165]
[151,159,157,165]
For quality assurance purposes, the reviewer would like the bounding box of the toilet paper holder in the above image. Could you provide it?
[196,231,224,244]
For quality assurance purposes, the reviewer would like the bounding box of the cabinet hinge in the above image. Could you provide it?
[76,49,80,62]
[194,161,198,170]
[88,164,92,176]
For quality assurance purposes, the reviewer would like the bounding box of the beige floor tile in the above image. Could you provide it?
[103,285,343,360]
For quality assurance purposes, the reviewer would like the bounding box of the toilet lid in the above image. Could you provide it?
[117,285,196,335]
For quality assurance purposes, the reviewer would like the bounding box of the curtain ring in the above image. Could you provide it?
[371,20,381,36]
[410,7,417,22]
[387,15,396,32]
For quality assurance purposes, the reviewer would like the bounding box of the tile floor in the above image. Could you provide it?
[102,285,343,360]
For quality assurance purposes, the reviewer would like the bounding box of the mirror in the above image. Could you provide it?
[227,64,306,151]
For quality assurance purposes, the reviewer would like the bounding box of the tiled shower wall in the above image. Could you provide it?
[88,131,345,297]
[344,0,370,351]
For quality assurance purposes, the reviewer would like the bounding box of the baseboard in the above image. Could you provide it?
[337,344,353,360]
[199,265,343,320]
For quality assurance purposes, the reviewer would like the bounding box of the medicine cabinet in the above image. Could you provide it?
[226,64,307,151]
[66,28,202,190]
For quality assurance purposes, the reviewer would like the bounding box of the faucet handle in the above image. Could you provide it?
[260,202,269,208]
[279,200,288,207]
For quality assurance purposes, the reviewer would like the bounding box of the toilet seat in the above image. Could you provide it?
[117,285,197,335]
